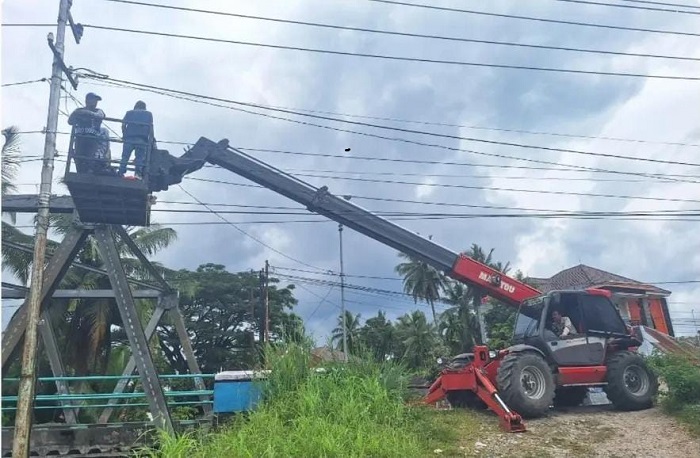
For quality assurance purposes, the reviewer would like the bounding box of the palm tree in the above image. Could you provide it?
[1,127,35,282]
[2,126,21,197]
[394,311,437,370]
[395,252,446,324]
[331,310,361,354]
[2,206,177,375]
[462,244,511,344]
[50,216,177,375]
[440,281,479,353]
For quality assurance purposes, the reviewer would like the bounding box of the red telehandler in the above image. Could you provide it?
[95,137,661,432]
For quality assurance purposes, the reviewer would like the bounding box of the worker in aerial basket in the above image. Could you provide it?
[67,92,105,173]
[119,100,153,179]
[93,127,117,176]
[552,310,576,337]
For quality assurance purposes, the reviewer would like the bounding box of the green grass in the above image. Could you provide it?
[137,343,475,457]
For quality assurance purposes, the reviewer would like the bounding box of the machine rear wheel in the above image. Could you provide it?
[446,390,488,410]
[497,352,555,418]
[604,351,657,411]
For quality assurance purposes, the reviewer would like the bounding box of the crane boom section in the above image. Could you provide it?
[189,138,540,306]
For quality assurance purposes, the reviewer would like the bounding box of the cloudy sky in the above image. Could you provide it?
[3,0,700,339]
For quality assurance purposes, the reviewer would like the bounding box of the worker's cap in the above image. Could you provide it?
[85,92,102,101]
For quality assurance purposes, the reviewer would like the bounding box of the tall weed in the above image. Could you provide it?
[142,342,444,457]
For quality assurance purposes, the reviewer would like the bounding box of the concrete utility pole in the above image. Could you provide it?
[264,260,270,342]
[339,223,348,361]
[13,1,72,456]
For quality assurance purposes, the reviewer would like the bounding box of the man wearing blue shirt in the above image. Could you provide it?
[119,101,153,179]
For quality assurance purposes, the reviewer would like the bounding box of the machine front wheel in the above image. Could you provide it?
[497,352,555,418]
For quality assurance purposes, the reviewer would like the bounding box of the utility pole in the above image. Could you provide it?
[258,270,265,344]
[339,223,348,362]
[13,1,75,456]
[249,287,255,351]
[693,309,700,346]
[264,260,270,343]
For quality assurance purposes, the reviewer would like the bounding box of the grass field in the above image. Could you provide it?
[136,343,482,457]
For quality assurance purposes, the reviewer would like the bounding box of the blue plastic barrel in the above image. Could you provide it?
[213,370,268,413]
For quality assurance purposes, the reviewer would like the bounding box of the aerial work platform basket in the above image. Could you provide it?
[63,116,153,226]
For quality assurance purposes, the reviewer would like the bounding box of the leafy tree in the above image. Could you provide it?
[394,310,438,370]
[157,264,299,373]
[331,310,362,354]
[395,252,446,324]
[358,311,394,361]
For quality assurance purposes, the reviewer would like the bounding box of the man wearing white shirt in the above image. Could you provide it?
[552,310,576,337]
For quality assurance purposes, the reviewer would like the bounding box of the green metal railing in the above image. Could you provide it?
[1,374,215,412]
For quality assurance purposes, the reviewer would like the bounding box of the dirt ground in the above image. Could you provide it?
[454,405,700,457]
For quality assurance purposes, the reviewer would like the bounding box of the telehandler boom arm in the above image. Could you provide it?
[186,138,541,306]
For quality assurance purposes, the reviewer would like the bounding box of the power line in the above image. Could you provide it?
[80,78,700,148]
[283,168,693,183]
[98,0,700,62]
[305,286,337,321]
[81,24,700,80]
[555,0,700,14]
[81,76,700,184]
[176,184,326,272]
[617,0,700,10]
[274,171,700,204]
[238,148,700,181]
[184,173,700,208]
[367,0,700,37]
[159,199,700,216]
[98,78,700,173]
[16,128,700,181]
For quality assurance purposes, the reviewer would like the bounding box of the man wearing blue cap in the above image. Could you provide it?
[68,92,105,173]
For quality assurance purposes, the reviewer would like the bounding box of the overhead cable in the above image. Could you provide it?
[366,0,700,37]
[81,76,700,183]
[97,0,700,61]
[81,25,700,80]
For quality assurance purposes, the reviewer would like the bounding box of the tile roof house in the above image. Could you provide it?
[527,264,675,336]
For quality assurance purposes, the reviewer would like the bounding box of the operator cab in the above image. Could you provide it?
[512,290,632,367]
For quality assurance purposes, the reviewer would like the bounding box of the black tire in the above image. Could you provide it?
[447,354,473,370]
[496,352,555,418]
[553,386,589,407]
[604,351,658,411]
[446,390,488,410]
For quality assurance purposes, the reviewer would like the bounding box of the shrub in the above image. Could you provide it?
[647,351,700,437]
[647,352,700,408]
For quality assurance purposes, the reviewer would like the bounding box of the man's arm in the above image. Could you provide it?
[67,108,81,125]
[561,317,574,336]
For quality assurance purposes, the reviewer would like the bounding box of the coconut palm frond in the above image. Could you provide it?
[2,126,21,197]
[128,225,177,256]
